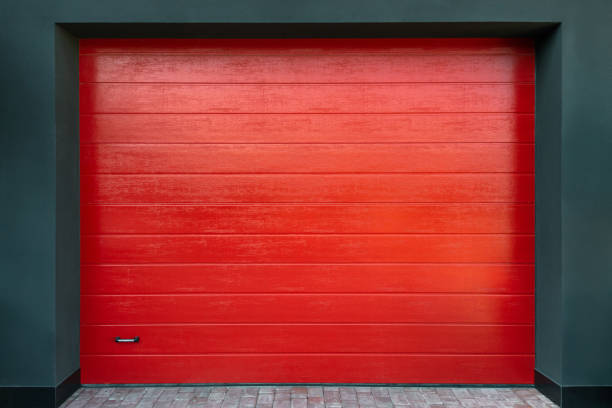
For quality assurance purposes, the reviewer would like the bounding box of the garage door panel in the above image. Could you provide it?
[80,204,534,234]
[80,53,534,83]
[80,143,534,174]
[80,83,534,114]
[80,38,534,384]
[80,38,534,55]
[81,174,534,204]
[80,113,535,144]
[82,234,534,264]
[81,324,534,354]
[81,354,534,384]
[81,294,534,325]
[81,264,534,295]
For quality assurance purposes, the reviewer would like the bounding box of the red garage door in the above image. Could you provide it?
[79,38,535,384]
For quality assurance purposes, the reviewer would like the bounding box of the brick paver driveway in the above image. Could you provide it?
[60,386,558,408]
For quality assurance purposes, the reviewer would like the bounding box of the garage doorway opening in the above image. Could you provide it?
[78,37,535,385]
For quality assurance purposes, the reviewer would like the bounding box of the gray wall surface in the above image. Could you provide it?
[0,0,611,390]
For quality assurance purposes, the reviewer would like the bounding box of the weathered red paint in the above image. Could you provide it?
[79,38,535,384]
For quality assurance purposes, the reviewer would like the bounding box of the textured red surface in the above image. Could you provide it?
[79,38,534,384]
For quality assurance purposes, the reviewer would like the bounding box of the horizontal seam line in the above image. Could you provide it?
[81,203,535,206]
[79,112,536,115]
[80,143,536,146]
[80,142,536,144]
[80,293,535,296]
[79,112,535,115]
[79,353,536,357]
[80,262,536,266]
[80,322,535,326]
[81,293,535,296]
[81,233,535,236]
[79,52,535,57]
[80,81,535,85]
[80,323,534,326]
[81,204,534,206]
[80,263,537,268]
[80,172,536,175]
[81,172,535,175]
[81,201,534,207]
[82,173,535,176]
[79,203,535,206]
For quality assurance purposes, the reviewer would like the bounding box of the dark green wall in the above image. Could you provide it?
[1,0,611,396]
[559,2,612,387]
[0,6,57,387]
[534,26,563,385]
[54,25,81,386]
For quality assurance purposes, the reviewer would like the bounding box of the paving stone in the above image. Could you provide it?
[67,401,95,408]
[434,387,456,403]
[194,388,212,395]
[276,391,291,401]
[291,397,307,408]
[243,388,259,397]
[257,393,275,405]
[210,392,227,402]
[389,392,409,406]
[451,388,471,400]
[420,390,442,405]
[324,390,342,404]
[153,401,174,408]
[176,393,196,402]
[240,396,257,408]
[226,389,244,399]
[306,396,324,408]
[135,401,156,408]
[356,392,375,407]
[143,388,165,399]
[371,388,389,397]
[291,387,308,398]
[60,386,559,408]
[124,388,147,403]
[221,398,239,408]
[372,395,392,408]
[457,399,479,408]
[159,389,180,402]
[339,388,356,402]
[273,399,290,408]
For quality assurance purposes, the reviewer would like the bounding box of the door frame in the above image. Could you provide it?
[54,20,561,401]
